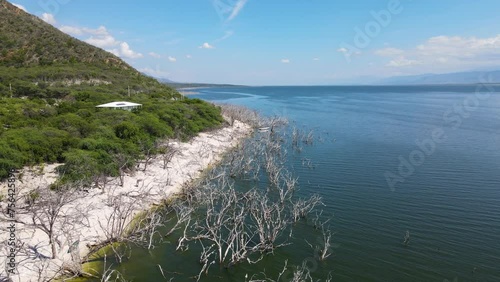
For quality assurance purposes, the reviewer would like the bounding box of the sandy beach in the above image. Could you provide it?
[0,120,252,281]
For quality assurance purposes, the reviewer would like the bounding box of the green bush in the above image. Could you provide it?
[114,121,140,140]
[0,158,17,178]
[0,88,223,182]
[58,149,101,185]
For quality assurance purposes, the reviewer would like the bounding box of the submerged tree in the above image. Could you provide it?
[163,111,331,281]
[78,105,333,281]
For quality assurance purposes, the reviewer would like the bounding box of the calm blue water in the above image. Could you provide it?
[95,86,500,282]
[187,85,500,281]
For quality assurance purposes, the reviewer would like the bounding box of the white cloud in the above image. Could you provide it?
[61,26,117,48]
[199,42,215,49]
[186,54,192,59]
[60,26,109,36]
[12,3,27,12]
[86,34,118,49]
[227,0,248,22]
[59,24,143,59]
[436,57,448,63]
[313,58,320,61]
[416,35,500,58]
[84,26,109,36]
[374,47,404,57]
[60,26,107,36]
[41,13,56,25]
[281,59,290,63]
[109,42,143,59]
[381,34,500,71]
[337,47,348,54]
[149,52,161,58]
[59,26,83,36]
[386,56,421,67]
[107,49,120,57]
[337,47,361,56]
[168,56,177,62]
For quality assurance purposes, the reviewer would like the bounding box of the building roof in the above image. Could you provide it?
[96,101,142,108]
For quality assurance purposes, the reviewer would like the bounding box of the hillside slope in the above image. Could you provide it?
[0,0,178,98]
[0,0,225,179]
[0,1,128,68]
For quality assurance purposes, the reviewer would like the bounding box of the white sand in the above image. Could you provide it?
[0,120,251,281]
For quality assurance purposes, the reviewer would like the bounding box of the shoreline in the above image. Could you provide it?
[0,120,252,281]
[177,87,209,96]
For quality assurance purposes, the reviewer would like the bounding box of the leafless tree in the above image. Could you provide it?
[318,227,333,261]
[158,143,178,170]
[20,186,83,259]
[245,260,333,282]
[85,183,167,265]
[77,106,331,281]
[84,254,130,282]
[219,104,261,127]
[403,230,410,246]
[97,193,137,245]
[127,207,166,250]
[164,200,194,238]
[305,223,333,262]
[291,195,323,223]
[166,119,326,281]
[113,153,134,187]
[137,140,158,172]
[291,126,316,152]
[183,113,332,281]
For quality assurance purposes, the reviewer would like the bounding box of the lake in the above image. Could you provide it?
[103,85,500,281]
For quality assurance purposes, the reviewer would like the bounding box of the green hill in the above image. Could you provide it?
[0,0,178,98]
[0,1,128,68]
[0,0,224,181]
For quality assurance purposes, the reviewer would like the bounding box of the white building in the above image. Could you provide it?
[96,101,142,111]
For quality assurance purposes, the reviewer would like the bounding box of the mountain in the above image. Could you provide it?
[377,70,500,85]
[0,0,178,98]
[0,0,225,180]
[156,77,176,84]
[0,1,128,68]
[164,82,244,89]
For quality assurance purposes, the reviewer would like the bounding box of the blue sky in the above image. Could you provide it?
[10,0,500,85]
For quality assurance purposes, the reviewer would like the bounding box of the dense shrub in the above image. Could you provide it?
[0,0,209,179]
[0,95,223,180]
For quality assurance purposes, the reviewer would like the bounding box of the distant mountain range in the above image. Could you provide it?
[377,70,500,85]
[157,70,500,87]
[154,78,243,89]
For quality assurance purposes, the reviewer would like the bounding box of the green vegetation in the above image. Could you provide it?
[0,93,224,182]
[0,0,128,69]
[0,0,181,99]
[0,0,225,182]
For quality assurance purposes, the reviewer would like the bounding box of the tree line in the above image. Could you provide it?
[0,91,223,183]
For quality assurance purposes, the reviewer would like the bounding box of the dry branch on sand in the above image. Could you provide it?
[0,104,334,282]
[0,113,251,282]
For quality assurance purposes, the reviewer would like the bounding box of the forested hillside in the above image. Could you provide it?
[0,0,178,98]
[0,0,224,180]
